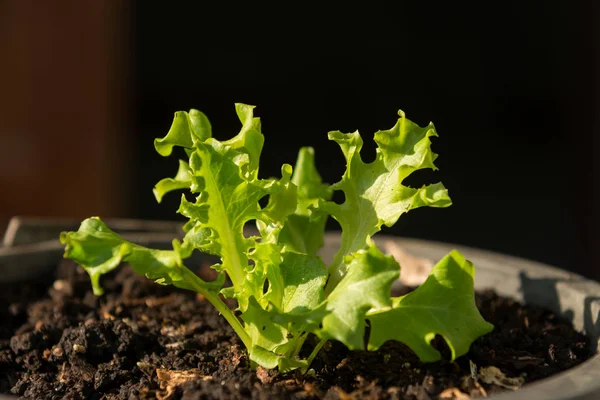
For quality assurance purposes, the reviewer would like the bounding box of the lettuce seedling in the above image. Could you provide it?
[61,104,493,372]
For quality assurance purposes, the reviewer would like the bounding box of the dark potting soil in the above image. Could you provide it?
[0,260,593,400]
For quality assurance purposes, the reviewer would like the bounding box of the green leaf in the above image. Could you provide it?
[248,345,281,370]
[322,110,452,291]
[316,241,399,349]
[259,164,298,236]
[155,104,298,313]
[240,251,327,368]
[280,252,327,314]
[280,147,333,255]
[153,159,192,203]
[242,297,289,358]
[60,217,223,296]
[154,109,212,156]
[177,116,267,305]
[367,250,494,361]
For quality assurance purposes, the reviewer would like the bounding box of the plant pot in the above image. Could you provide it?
[1,217,598,399]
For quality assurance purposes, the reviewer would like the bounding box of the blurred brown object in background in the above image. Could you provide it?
[0,1,132,233]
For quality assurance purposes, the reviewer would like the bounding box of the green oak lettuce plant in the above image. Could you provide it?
[60,104,493,372]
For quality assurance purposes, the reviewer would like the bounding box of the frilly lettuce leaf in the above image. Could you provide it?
[311,246,492,362]
[279,147,333,255]
[153,159,192,203]
[279,252,327,314]
[321,110,452,291]
[367,250,494,361]
[316,240,399,349]
[60,217,224,296]
[155,104,295,312]
[242,251,328,370]
[154,109,212,156]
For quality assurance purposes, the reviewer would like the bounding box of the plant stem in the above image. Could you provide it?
[303,337,328,373]
[289,333,309,359]
[184,269,252,350]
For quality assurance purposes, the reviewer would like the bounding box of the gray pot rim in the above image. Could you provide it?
[0,218,598,399]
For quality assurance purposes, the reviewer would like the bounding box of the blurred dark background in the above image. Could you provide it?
[1,2,598,280]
